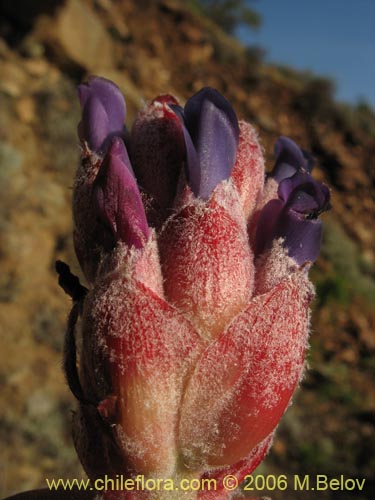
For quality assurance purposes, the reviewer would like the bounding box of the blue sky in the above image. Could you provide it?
[236,0,375,107]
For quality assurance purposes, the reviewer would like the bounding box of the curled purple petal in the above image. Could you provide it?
[279,172,331,216]
[93,137,149,249]
[274,136,305,167]
[285,189,320,214]
[271,136,315,182]
[180,87,240,200]
[78,76,126,153]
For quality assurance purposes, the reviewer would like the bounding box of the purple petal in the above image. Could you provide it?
[316,182,331,211]
[274,136,305,166]
[302,149,315,172]
[93,137,149,248]
[271,161,298,182]
[85,76,125,128]
[183,87,240,199]
[77,83,90,108]
[78,76,126,153]
[271,136,314,182]
[272,209,323,265]
[278,173,301,202]
[286,189,320,213]
[169,104,201,192]
[80,95,110,153]
[180,124,201,195]
[279,172,331,216]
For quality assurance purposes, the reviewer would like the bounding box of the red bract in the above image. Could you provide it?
[58,77,330,500]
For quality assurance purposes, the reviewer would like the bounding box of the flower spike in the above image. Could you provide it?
[58,76,332,500]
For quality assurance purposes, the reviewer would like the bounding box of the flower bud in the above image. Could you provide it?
[130,95,185,218]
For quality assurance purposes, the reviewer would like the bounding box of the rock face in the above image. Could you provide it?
[35,0,115,71]
[0,1,373,498]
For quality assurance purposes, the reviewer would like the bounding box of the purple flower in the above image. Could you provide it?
[256,170,331,264]
[172,87,240,200]
[77,76,126,153]
[270,136,315,182]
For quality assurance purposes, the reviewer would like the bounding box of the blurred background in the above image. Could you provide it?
[0,0,374,498]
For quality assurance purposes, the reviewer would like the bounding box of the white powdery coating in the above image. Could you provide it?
[97,232,164,298]
[113,376,179,475]
[213,180,249,231]
[159,183,254,339]
[136,95,179,121]
[257,176,279,211]
[81,252,202,476]
[178,271,312,469]
[254,238,313,296]
[231,120,265,221]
